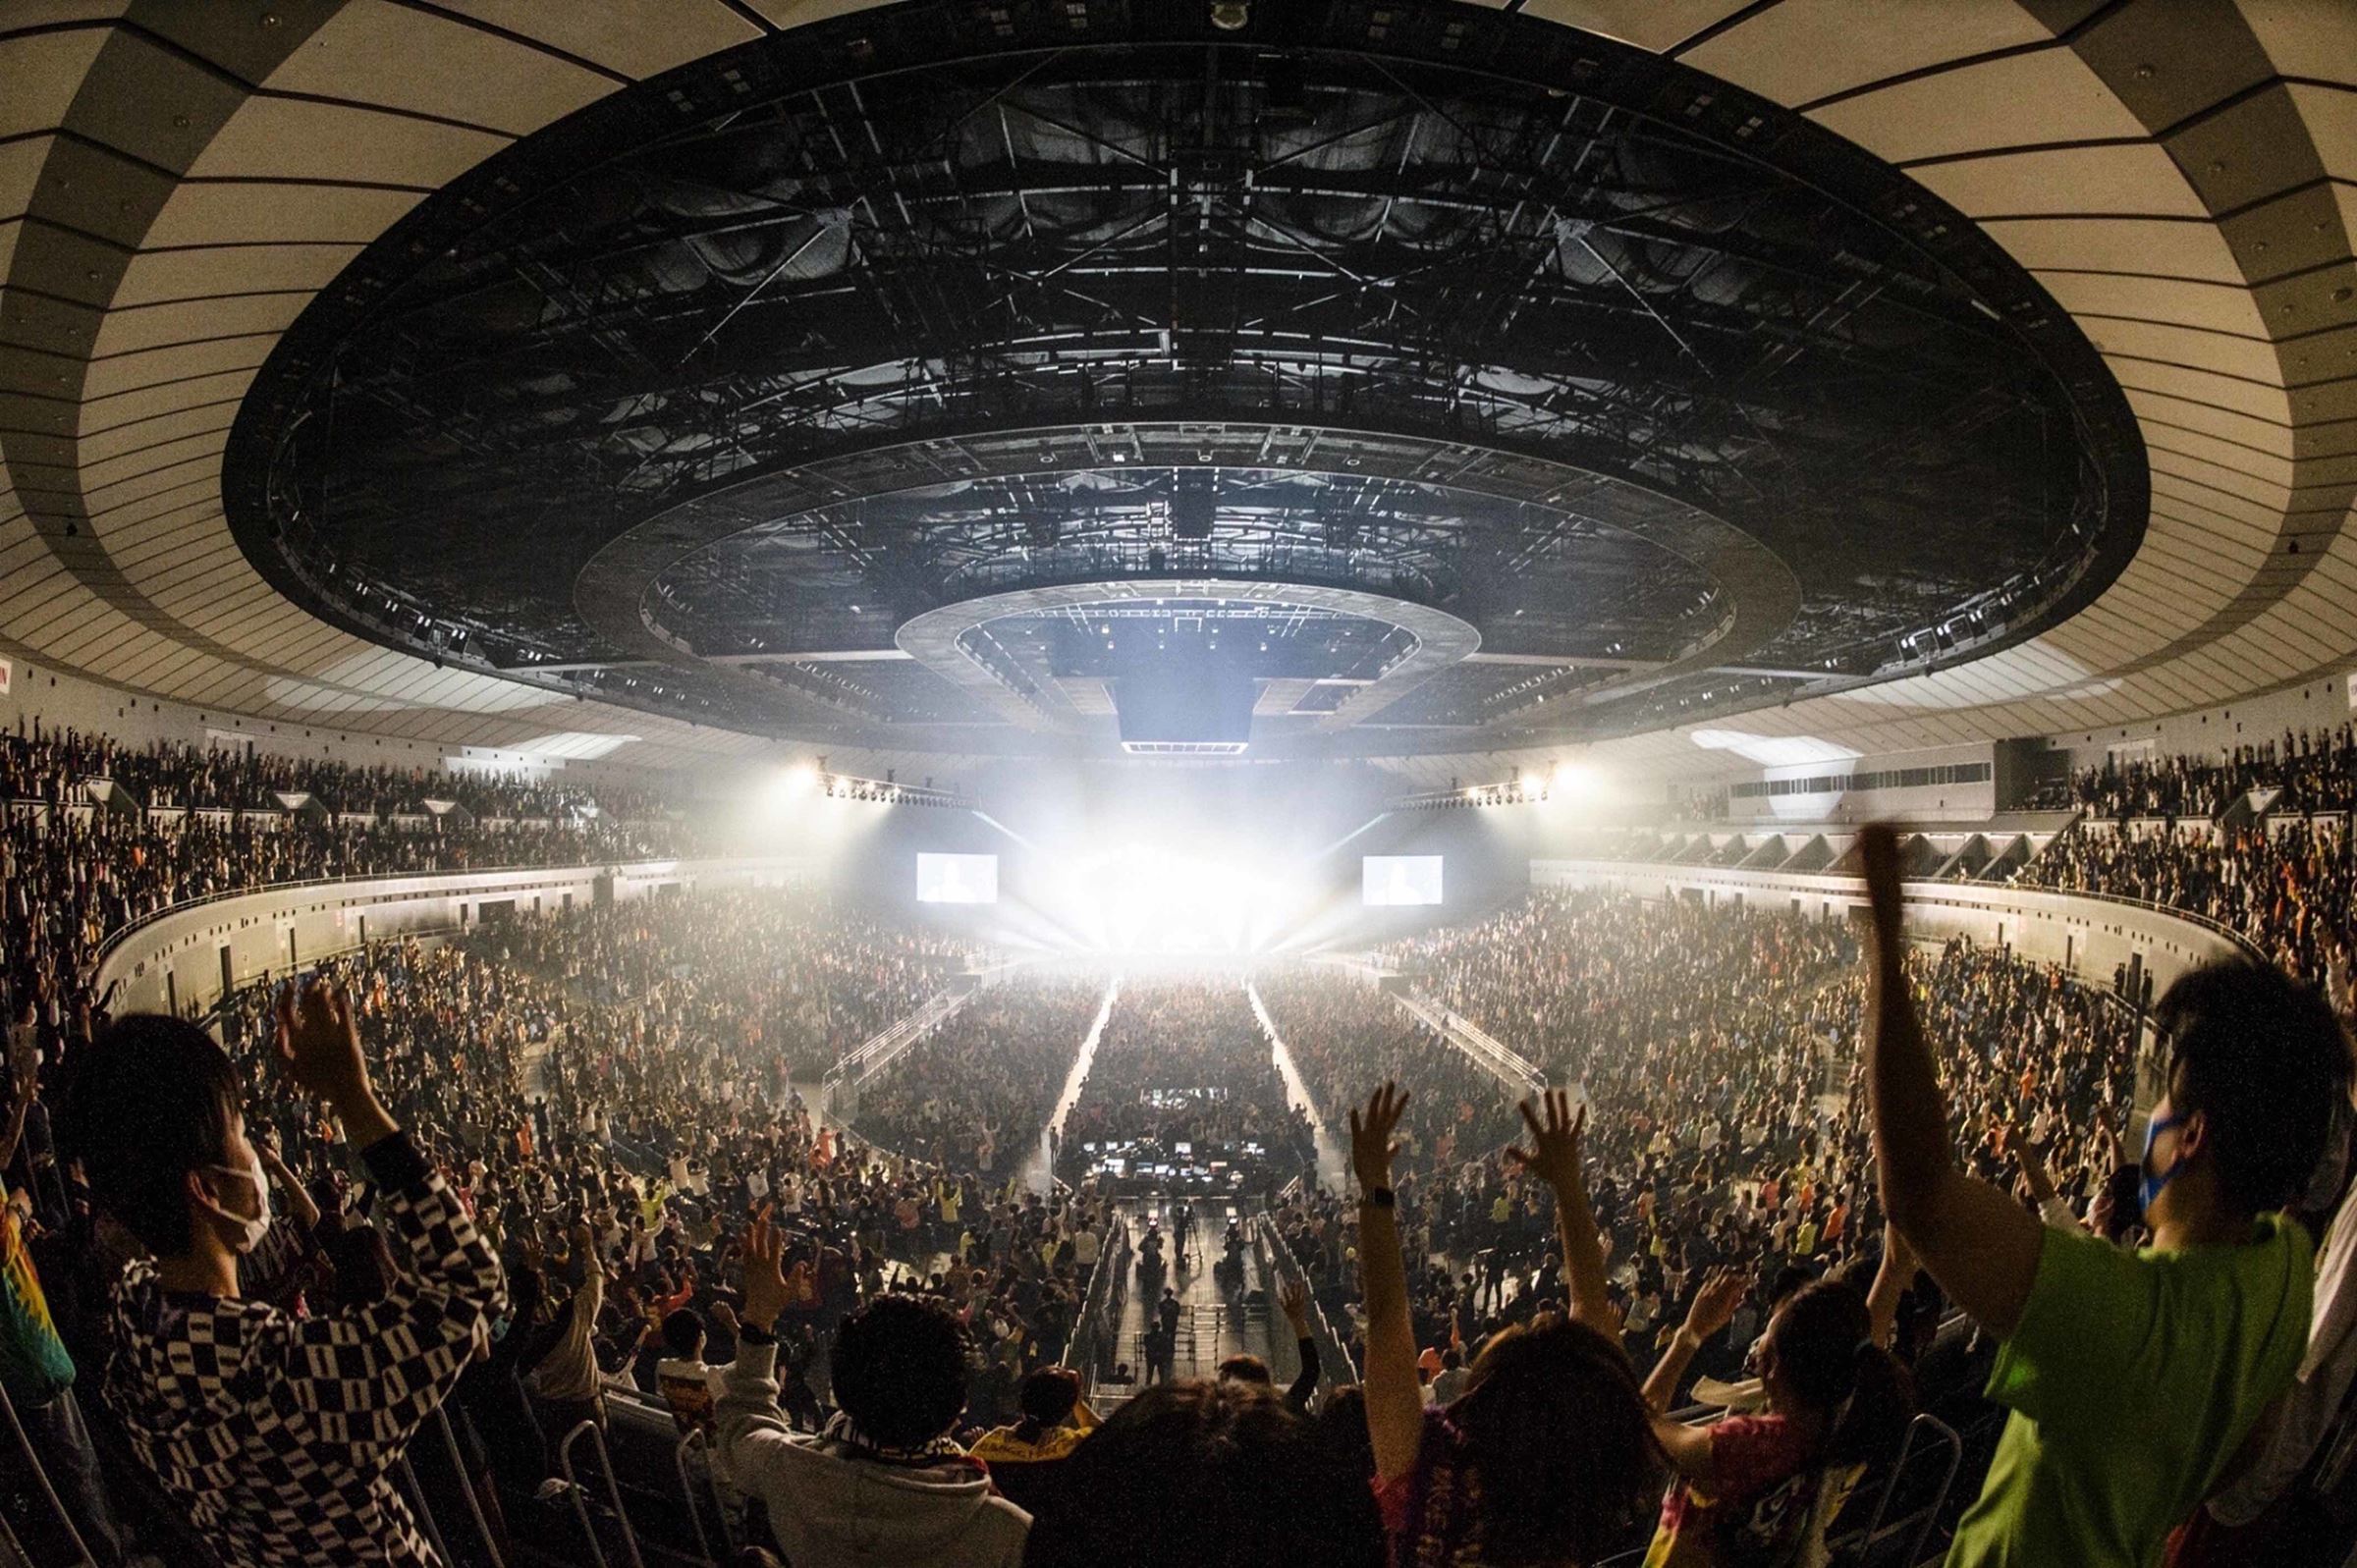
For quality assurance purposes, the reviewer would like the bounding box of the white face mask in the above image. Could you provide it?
[203,1150,274,1254]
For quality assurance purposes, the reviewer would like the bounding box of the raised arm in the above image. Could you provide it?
[1279,1275,1321,1411]
[718,1216,800,1483]
[1865,1223,1917,1350]
[1643,1266,1747,1413]
[1642,1266,1749,1486]
[1350,1083,1425,1482]
[1860,824,2041,1337]
[272,979,506,1454]
[1505,1088,1617,1341]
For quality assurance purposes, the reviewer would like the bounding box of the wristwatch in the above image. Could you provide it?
[1363,1186,1397,1210]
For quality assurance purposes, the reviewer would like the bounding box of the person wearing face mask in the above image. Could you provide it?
[60,977,507,1567]
[1857,823,2350,1568]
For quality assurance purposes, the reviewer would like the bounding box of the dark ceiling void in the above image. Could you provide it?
[223,0,2146,762]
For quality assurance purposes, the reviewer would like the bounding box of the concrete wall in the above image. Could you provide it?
[2041,669,2357,774]
[1529,858,2245,1007]
[98,856,810,1022]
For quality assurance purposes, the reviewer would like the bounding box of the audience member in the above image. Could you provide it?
[60,979,506,1566]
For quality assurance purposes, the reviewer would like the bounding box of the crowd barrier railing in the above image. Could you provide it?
[1256,1215,1357,1391]
[0,1379,95,1568]
[559,1417,649,1568]
[1067,1219,1133,1390]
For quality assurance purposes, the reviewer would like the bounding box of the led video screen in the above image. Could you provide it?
[917,852,999,904]
[1363,855,1443,906]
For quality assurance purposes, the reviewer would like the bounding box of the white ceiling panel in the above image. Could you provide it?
[2243,0,2357,86]
[1809,49,2141,168]
[112,243,364,308]
[1978,215,2244,284]
[191,96,513,188]
[0,27,108,140]
[2034,272,2271,339]
[264,0,620,135]
[433,0,764,79]
[144,181,423,248]
[0,135,52,214]
[1911,143,2210,219]
[1678,0,2048,110]
[1518,0,1751,53]
[90,293,309,358]
[2082,317,2282,382]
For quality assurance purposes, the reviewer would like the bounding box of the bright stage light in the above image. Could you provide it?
[774,763,820,803]
[1051,841,1301,954]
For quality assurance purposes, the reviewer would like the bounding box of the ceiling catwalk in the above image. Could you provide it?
[227,0,2145,762]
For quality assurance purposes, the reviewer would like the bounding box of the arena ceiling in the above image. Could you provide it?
[1,0,2351,781]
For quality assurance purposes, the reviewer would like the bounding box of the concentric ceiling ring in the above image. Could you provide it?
[223,0,2144,759]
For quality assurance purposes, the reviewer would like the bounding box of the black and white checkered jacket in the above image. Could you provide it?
[101,1131,506,1567]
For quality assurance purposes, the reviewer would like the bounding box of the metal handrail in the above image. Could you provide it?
[1849,1410,1963,1566]
[1535,853,2266,966]
[672,1429,723,1568]
[1395,992,1546,1095]
[0,1380,94,1567]
[558,1417,649,1568]
[88,853,759,973]
[395,1455,457,1568]
[433,1406,508,1568]
[1256,1215,1356,1389]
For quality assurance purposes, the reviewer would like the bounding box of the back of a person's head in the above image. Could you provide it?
[830,1292,970,1449]
[1762,1279,1912,1468]
[661,1308,706,1360]
[1453,1316,1663,1565]
[59,1013,241,1258]
[2157,960,2352,1216]
[1021,1379,1381,1568]
[1217,1353,1273,1385]
[1014,1365,1081,1441]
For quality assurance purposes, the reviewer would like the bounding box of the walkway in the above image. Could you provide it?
[1246,979,1348,1193]
[1018,974,1121,1192]
[1095,1196,1272,1406]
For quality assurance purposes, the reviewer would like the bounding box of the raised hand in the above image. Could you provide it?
[1505,1087,1586,1192]
[741,1213,790,1331]
[710,1298,739,1336]
[1681,1266,1751,1340]
[1348,1082,1408,1196]
[275,978,366,1102]
[275,976,393,1144]
[1279,1275,1312,1333]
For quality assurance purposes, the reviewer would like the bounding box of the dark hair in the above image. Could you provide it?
[2156,960,2353,1216]
[1014,1365,1082,1444]
[829,1293,970,1449]
[1021,1380,1382,1568]
[1218,1353,1273,1385]
[58,1014,243,1257]
[1453,1317,1664,1566]
[1761,1279,1912,1468]
[662,1308,706,1359]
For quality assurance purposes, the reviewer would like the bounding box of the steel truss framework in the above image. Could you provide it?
[224,0,2145,761]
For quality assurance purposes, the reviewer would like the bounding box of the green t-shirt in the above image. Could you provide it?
[1947,1215,2312,1568]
